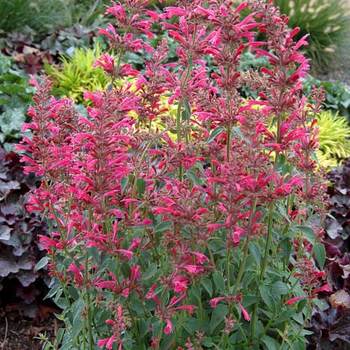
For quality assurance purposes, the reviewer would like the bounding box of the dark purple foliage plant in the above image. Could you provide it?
[0,146,47,312]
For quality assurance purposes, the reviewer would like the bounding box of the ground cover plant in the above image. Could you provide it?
[306,159,350,349]
[19,0,330,348]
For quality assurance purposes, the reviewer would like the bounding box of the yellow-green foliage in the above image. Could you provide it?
[45,44,109,103]
[317,111,350,169]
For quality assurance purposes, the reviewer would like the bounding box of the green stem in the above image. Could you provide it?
[84,256,94,350]
[259,203,274,281]
[226,246,232,290]
[226,123,231,162]
[85,290,94,350]
[176,100,183,180]
[176,100,182,144]
[251,202,274,343]
[234,235,249,292]
[234,199,257,292]
[207,242,216,268]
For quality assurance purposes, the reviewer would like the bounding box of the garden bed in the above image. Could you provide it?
[1,0,350,349]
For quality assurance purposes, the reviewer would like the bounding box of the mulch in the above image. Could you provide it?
[0,305,59,350]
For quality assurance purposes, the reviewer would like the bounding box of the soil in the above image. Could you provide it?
[0,305,60,350]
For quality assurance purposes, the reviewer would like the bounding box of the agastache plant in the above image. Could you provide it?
[19,0,329,349]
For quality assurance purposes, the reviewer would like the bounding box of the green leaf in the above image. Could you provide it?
[121,176,129,193]
[137,319,150,339]
[209,304,228,334]
[72,299,85,326]
[249,242,261,264]
[313,242,326,269]
[201,278,213,297]
[276,202,291,223]
[35,256,49,271]
[154,221,172,235]
[296,299,307,313]
[259,285,276,310]
[297,225,316,243]
[186,169,204,186]
[129,294,145,316]
[55,297,69,309]
[212,271,225,293]
[278,238,292,264]
[136,178,146,197]
[291,338,306,350]
[183,318,206,335]
[271,281,289,296]
[313,298,329,311]
[207,126,224,143]
[273,309,295,325]
[67,286,79,300]
[262,335,280,350]
[190,284,201,302]
[202,337,215,347]
[181,99,191,121]
[143,263,158,280]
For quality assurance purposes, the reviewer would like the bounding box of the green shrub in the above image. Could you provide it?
[0,54,34,146]
[45,45,109,103]
[274,0,350,71]
[0,0,107,36]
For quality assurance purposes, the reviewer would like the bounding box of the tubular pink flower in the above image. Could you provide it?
[209,297,226,308]
[239,303,251,322]
[164,319,173,335]
[285,296,305,305]
[98,335,117,350]
[94,54,115,74]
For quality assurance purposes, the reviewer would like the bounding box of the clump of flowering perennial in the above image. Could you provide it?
[19,0,328,348]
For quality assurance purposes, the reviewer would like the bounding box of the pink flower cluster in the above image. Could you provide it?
[19,0,327,348]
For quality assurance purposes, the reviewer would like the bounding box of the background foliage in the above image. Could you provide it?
[0,54,34,147]
[274,0,350,71]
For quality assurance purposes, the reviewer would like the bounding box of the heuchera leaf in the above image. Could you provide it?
[0,146,48,308]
